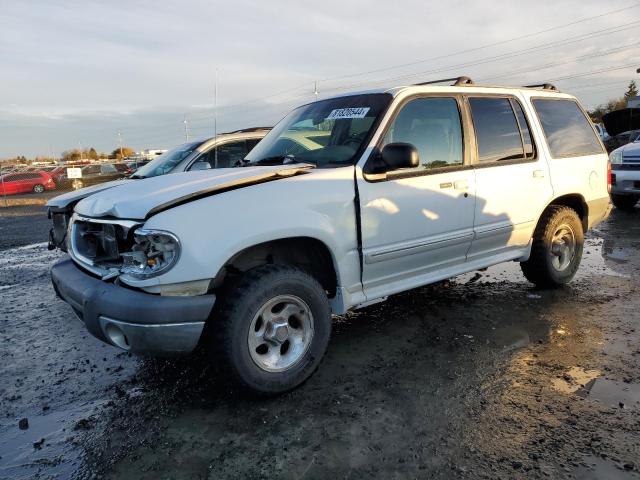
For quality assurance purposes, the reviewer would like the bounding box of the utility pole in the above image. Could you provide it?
[213,70,218,168]
[117,131,124,160]
[183,114,190,141]
[78,142,83,162]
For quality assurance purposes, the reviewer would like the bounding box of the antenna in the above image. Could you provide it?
[117,131,123,160]
[214,70,218,168]
[314,81,319,101]
[183,114,189,141]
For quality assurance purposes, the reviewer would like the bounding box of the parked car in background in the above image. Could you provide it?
[0,171,56,195]
[46,127,270,249]
[126,160,151,172]
[602,108,640,152]
[609,137,640,211]
[66,163,132,190]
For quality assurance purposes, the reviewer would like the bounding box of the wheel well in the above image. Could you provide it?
[547,194,588,231]
[214,237,338,296]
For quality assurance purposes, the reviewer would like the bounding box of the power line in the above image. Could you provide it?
[316,2,640,84]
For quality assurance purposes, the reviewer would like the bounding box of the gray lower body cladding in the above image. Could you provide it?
[51,258,216,354]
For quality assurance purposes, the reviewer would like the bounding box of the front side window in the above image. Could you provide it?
[532,99,603,158]
[381,97,463,170]
[191,140,249,169]
[469,97,524,162]
[83,165,100,175]
[245,93,392,168]
[101,164,117,174]
[133,141,203,178]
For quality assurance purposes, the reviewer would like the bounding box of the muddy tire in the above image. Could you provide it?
[520,206,584,288]
[32,184,45,193]
[210,264,331,395]
[611,194,638,212]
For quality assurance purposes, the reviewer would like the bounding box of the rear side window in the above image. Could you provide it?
[532,99,603,158]
[469,97,526,163]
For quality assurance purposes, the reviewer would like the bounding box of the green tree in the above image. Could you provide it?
[87,147,98,160]
[624,80,638,101]
[111,147,135,160]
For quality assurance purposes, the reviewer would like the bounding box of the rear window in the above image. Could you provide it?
[532,99,603,158]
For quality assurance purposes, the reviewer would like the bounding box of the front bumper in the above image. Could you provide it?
[611,169,640,195]
[51,258,216,354]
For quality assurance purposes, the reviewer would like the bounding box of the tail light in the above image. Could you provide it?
[607,160,612,193]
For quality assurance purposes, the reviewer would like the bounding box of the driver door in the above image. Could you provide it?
[357,96,476,299]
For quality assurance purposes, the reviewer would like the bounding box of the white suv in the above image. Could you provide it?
[51,77,611,394]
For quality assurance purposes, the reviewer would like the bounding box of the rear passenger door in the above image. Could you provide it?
[466,96,553,260]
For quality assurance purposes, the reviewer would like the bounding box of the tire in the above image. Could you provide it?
[210,264,331,395]
[72,179,84,190]
[520,206,584,288]
[611,194,638,212]
[32,184,45,193]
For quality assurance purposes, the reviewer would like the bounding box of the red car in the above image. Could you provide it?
[0,171,56,195]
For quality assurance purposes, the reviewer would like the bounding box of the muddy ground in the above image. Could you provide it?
[1,205,639,479]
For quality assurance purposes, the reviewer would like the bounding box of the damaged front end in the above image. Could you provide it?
[67,215,180,282]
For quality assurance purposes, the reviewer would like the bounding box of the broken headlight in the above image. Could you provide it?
[120,229,181,279]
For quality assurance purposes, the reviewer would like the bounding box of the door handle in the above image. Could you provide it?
[533,170,545,179]
[454,180,469,190]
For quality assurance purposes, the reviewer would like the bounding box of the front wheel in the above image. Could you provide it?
[520,206,584,288]
[611,194,638,212]
[71,179,84,190]
[210,265,331,395]
[32,184,45,193]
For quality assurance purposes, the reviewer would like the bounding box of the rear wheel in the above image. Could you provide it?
[611,194,638,212]
[32,184,45,193]
[520,206,584,288]
[210,264,331,395]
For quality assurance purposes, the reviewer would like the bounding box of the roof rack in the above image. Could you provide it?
[414,76,474,86]
[225,126,272,134]
[524,83,559,92]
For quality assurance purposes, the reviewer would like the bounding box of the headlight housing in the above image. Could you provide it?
[609,149,623,165]
[120,229,181,279]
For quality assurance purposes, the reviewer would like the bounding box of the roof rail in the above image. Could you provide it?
[225,126,272,134]
[414,76,474,86]
[524,83,559,92]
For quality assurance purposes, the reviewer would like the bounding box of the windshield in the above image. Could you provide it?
[244,93,392,167]
[132,141,202,178]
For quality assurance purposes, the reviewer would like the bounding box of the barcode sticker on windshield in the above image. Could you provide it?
[326,107,370,120]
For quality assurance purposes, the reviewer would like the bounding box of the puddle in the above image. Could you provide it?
[573,455,639,479]
[552,367,640,409]
[457,238,625,285]
[551,366,601,394]
[0,400,104,480]
[491,325,530,351]
[582,378,640,409]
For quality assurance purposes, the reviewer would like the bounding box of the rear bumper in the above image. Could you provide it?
[611,169,640,195]
[587,196,612,230]
[51,257,216,355]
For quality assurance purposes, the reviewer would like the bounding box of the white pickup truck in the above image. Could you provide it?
[51,77,611,394]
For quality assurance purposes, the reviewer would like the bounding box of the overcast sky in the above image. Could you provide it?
[1,0,639,158]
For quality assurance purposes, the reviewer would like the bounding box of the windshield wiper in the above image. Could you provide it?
[242,155,315,167]
[130,174,146,179]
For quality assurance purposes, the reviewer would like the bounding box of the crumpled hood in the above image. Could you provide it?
[46,179,130,210]
[74,165,312,220]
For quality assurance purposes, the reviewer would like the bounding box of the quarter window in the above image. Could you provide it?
[469,97,525,162]
[510,100,534,158]
[532,99,603,158]
[382,97,463,170]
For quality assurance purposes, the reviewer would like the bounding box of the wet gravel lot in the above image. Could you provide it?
[1,205,639,479]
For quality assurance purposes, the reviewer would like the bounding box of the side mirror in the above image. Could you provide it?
[190,161,211,171]
[380,143,419,172]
